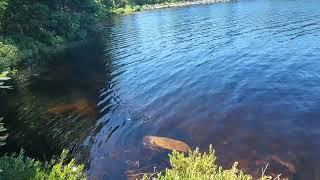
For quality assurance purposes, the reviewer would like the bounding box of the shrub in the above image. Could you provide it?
[0,40,19,71]
[0,150,85,180]
[48,149,85,180]
[146,145,278,180]
[0,0,105,71]
[0,150,48,179]
[110,5,142,14]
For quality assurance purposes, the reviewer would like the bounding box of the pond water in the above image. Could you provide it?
[2,0,320,179]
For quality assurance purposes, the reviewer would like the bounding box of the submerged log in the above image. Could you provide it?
[143,136,191,153]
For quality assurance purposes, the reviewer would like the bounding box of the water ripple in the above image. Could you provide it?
[90,1,320,179]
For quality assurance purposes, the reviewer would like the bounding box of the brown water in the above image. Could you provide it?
[1,0,320,179]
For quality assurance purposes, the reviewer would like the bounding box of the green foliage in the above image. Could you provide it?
[154,145,252,180]
[110,5,143,15]
[0,0,105,71]
[0,149,85,180]
[146,145,278,180]
[105,0,191,14]
[48,149,85,180]
[0,150,48,179]
[2,0,103,39]
[104,0,183,8]
[0,0,9,30]
[0,40,18,72]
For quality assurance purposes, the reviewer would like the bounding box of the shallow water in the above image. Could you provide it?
[1,0,320,179]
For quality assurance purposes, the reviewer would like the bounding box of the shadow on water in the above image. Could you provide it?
[0,34,109,160]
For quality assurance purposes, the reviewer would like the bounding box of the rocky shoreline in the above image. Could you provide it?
[143,0,237,10]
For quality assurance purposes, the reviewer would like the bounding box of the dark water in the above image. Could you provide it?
[1,0,320,179]
[0,41,106,159]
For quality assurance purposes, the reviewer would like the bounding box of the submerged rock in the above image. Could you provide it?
[143,136,191,153]
[269,155,296,173]
[256,155,296,175]
[47,99,96,117]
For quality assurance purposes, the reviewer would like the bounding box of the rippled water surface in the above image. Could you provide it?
[2,0,320,179]
[89,1,320,179]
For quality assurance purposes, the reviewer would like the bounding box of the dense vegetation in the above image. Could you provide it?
[101,0,186,14]
[103,0,183,8]
[0,0,104,71]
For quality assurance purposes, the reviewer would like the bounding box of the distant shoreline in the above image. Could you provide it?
[143,0,237,11]
[110,0,237,15]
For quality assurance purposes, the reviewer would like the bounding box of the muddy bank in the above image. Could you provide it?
[143,0,237,10]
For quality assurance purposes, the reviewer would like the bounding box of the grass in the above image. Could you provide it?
[143,145,280,180]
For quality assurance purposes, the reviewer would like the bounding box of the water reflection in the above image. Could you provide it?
[0,39,106,159]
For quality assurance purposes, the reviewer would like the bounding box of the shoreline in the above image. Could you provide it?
[110,0,236,15]
[143,0,237,11]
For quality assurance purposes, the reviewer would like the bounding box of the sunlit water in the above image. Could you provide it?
[89,1,320,179]
[1,0,320,179]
